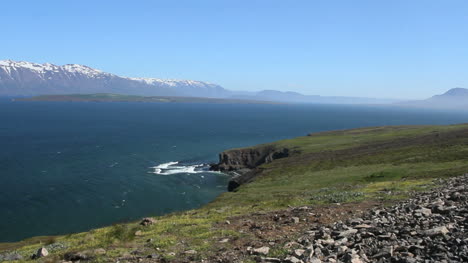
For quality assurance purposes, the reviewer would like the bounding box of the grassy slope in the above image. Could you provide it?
[2,124,468,262]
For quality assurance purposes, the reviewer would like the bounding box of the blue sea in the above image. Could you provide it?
[1,99,467,242]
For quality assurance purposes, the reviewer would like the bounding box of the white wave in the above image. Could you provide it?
[151,161,179,169]
[149,162,215,175]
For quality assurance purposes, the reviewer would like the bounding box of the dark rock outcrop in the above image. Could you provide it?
[211,146,291,191]
[64,251,92,261]
[140,217,156,226]
[227,169,262,192]
[212,146,290,172]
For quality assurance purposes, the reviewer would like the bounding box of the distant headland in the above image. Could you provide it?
[16,93,282,105]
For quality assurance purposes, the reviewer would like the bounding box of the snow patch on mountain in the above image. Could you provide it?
[1,60,60,73]
[127,77,216,88]
[61,64,107,77]
[0,60,228,97]
[0,60,214,85]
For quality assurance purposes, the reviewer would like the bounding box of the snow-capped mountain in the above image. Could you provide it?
[0,60,229,97]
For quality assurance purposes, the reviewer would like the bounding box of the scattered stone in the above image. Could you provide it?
[291,217,300,224]
[219,238,229,243]
[184,250,197,255]
[93,248,106,255]
[284,241,301,249]
[414,208,432,217]
[354,224,373,229]
[371,246,393,258]
[293,249,305,257]
[274,175,468,263]
[338,229,357,238]
[423,226,449,236]
[147,254,159,259]
[284,255,303,263]
[263,257,281,262]
[350,254,364,263]
[252,246,270,255]
[134,230,143,236]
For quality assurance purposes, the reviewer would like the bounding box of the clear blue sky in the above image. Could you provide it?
[3,0,467,99]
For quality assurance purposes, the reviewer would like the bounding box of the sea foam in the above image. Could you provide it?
[150,161,215,175]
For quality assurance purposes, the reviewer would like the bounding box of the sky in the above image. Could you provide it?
[2,0,467,99]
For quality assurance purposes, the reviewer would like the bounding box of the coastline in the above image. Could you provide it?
[2,123,468,262]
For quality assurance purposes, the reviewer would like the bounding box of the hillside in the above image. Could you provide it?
[16,93,280,105]
[398,88,468,110]
[1,124,468,262]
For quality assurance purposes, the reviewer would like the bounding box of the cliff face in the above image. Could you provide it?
[211,146,291,191]
[212,146,290,171]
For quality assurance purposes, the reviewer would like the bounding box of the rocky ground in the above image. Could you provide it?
[245,175,468,263]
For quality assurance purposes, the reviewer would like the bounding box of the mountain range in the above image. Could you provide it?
[0,60,229,98]
[2,60,466,109]
[0,60,399,104]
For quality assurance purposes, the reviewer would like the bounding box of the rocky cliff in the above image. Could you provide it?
[212,146,290,172]
[211,145,291,191]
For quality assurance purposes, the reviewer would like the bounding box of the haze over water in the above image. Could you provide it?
[1,100,468,242]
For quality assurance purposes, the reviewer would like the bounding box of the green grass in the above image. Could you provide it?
[273,125,465,153]
[2,123,468,262]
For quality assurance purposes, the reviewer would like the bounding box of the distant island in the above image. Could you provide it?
[16,93,282,104]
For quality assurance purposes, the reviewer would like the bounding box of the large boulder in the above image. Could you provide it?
[34,247,48,259]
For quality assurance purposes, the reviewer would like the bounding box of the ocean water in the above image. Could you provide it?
[1,99,468,242]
